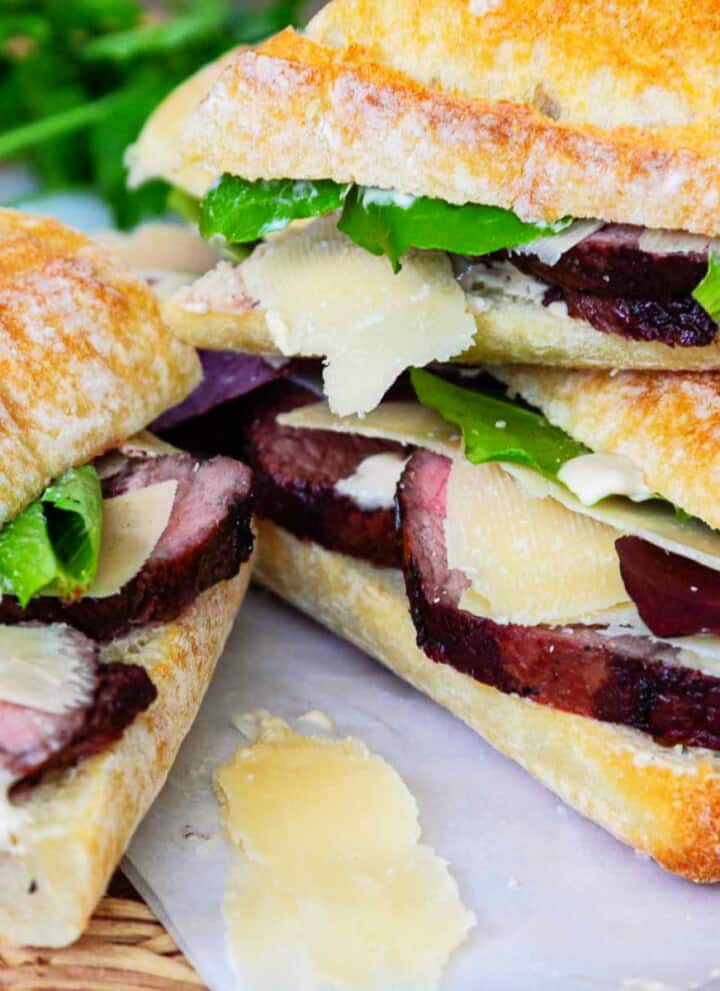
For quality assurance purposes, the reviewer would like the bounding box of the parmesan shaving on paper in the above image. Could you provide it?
[215,713,474,991]
[88,479,177,598]
[241,217,476,416]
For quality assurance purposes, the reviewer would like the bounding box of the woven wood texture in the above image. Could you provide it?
[0,873,207,991]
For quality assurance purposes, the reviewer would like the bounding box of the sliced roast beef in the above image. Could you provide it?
[471,223,720,347]
[543,287,717,347]
[239,381,404,568]
[398,449,720,750]
[511,224,708,299]
[617,536,720,638]
[0,625,155,787]
[0,452,254,641]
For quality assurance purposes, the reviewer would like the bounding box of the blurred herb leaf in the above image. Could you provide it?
[0,0,304,226]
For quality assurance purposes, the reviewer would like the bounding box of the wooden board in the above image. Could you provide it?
[0,873,207,991]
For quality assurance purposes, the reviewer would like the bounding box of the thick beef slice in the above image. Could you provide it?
[0,453,254,641]
[0,625,155,787]
[512,224,708,299]
[397,449,720,750]
[241,382,404,568]
[545,287,716,347]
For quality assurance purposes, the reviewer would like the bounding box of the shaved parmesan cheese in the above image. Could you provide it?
[335,453,408,510]
[512,220,603,266]
[280,400,460,455]
[216,714,474,991]
[280,400,720,572]
[637,229,720,256]
[503,463,720,573]
[241,217,476,416]
[88,479,177,598]
[557,453,652,505]
[445,458,629,624]
[0,624,94,714]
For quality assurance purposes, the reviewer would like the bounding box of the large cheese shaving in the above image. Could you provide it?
[0,624,94,714]
[241,217,476,416]
[445,458,630,624]
[215,713,474,991]
[88,479,177,598]
[280,400,720,572]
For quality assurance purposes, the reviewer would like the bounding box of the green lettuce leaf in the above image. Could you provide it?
[692,252,720,322]
[169,186,250,261]
[338,187,572,271]
[200,175,351,243]
[411,368,588,480]
[0,465,103,607]
[199,176,572,270]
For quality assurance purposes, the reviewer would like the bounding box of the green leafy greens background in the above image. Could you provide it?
[0,0,303,227]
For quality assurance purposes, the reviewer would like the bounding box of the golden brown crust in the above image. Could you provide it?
[307,0,720,134]
[136,24,720,234]
[0,209,201,527]
[255,521,720,883]
[0,558,253,948]
[495,366,720,531]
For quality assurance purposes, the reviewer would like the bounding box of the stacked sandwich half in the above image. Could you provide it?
[130,0,720,881]
[0,209,255,945]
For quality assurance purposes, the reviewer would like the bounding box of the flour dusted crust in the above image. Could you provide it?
[255,521,720,883]
[307,0,720,133]
[495,367,720,532]
[0,560,253,947]
[0,209,201,528]
[134,19,720,234]
[160,269,720,371]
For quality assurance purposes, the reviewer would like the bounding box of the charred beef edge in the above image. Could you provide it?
[397,449,720,752]
[479,222,719,347]
[0,452,255,641]
[239,381,403,569]
[11,660,157,794]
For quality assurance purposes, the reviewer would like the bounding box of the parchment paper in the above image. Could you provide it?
[125,587,720,991]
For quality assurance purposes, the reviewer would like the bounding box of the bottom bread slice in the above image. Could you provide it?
[255,520,720,883]
[0,558,253,947]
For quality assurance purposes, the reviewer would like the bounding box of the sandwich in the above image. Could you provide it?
[0,209,255,946]
[125,0,720,881]
[151,365,720,884]
[128,0,720,381]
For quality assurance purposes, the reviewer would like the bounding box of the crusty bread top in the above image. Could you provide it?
[0,209,200,527]
[132,10,720,234]
[496,367,720,532]
[308,0,720,133]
